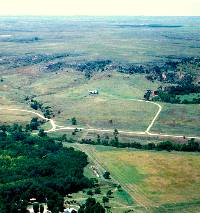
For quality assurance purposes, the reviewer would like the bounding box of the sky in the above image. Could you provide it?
[0,0,199,16]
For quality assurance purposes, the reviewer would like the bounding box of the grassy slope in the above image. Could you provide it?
[152,103,200,136]
[30,71,159,131]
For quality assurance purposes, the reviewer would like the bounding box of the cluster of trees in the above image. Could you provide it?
[117,64,145,74]
[76,60,112,79]
[145,57,200,84]
[81,129,119,147]
[45,62,65,72]
[0,123,93,213]
[78,198,105,213]
[151,84,200,104]
[118,139,200,152]
[151,90,181,104]
[25,117,44,131]
[29,99,54,118]
[3,52,72,69]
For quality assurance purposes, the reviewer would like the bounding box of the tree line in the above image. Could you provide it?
[78,130,200,153]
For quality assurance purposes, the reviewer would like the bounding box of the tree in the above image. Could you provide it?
[117,185,122,191]
[97,135,101,144]
[113,129,119,137]
[102,196,109,206]
[38,129,47,137]
[71,117,77,125]
[106,190,113,197]
[33,202,39,213]
[103,171,110,179]
[111,129,119,147]
[78,198,105,213]
[39,204,44,213]
[95,188,101,194]
[61,134,67,141]
[87,190,93,196]
[29,117,40,130]
[144,90,151,101]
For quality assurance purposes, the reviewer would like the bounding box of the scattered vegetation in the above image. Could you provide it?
[80,131,200,152]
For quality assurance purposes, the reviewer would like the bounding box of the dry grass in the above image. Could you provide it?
[91,146,200,207]
[0,97,32,124]
[152,103,200,136]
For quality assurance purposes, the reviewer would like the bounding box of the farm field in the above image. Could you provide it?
[73,144,200,212]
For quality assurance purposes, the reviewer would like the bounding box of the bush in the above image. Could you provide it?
[103,171,110,179]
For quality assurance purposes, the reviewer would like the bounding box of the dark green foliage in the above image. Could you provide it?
[102,196,109,205]
[0,124,92,213]
[29,100,54,118]
[33,203,39,213]
[30,100,42,110]
[26,117,43,131]
[106,190,113,197]
[97,135,101,144]
[39,204,44,213]
[76,60,112,79]
[145,57,200,104]
[78,198,105,213]
[144,90,152,101]
[94,188,101,194]
[87,190,93,196]
[38,129,47,137]
[103,171,110,179]
[152,90,181,104]
[71,117,77,125]
[152,86,200,104]
[79,132,200,153]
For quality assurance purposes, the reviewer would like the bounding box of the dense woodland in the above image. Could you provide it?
[0,123,93,213]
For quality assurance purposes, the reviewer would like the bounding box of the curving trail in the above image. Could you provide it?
[0,99,200,140]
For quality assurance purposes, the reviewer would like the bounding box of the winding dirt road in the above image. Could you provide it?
[0,99,200,140]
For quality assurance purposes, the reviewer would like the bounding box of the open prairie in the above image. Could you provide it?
[1,17,200,137]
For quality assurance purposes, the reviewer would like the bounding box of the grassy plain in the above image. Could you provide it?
[152,103,200,136]
[0,17,200,136]
[1,69,200,137]
[75,144,200,212]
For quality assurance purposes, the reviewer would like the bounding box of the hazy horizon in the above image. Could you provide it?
[0,0,199,16]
